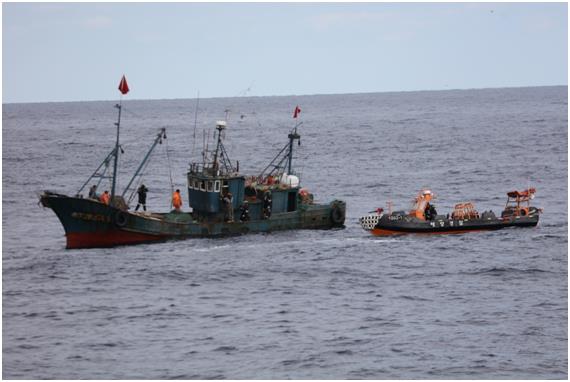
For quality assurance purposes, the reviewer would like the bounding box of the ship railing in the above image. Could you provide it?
[188,162,239,178]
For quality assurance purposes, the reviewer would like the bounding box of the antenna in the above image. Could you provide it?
[192,90,200,159]
[202,129,206,168]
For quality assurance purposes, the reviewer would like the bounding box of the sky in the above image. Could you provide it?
[2,2,568,103]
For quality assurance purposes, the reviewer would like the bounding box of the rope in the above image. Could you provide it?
[165,135,175,208]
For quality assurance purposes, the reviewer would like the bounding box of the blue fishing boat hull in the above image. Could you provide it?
[40,191,346,249]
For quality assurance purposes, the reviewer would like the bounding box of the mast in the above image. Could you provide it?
[212,122,223,168]
[110,101,122,206]
[287,105,302,175]
[212,121,227,174]
[287,124,301,174]
[111,75,130,206]
[257,122,302,179]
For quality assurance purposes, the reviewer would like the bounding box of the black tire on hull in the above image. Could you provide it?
[331,205,345,225]
[115,211,128,227]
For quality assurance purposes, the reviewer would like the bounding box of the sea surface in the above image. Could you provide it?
[2,86,568,379]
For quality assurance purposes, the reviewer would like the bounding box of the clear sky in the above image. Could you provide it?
[2,2,568,103]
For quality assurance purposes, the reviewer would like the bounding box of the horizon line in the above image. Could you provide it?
[3,84,567,106]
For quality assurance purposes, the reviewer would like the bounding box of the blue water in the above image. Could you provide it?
[3,86,568,378]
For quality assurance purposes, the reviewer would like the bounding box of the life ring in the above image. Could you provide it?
[115,211,128,227]
[520,208,527,216]
[330,205,345,225]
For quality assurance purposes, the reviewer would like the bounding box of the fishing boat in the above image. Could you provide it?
[39,78,346,249]
[359,188,541,236]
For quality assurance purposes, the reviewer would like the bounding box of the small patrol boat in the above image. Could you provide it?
[359,188,541,236]
[39,78,345,249]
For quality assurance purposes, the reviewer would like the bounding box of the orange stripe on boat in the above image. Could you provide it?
[370,228,404,236]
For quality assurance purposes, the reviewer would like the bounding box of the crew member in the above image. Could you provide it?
[262,191,272,219]
[172,189,182,212]
[425,202,432,220]
[88,184,98,200]
[223,192,234,222]
[240,200,250,222]
[430,204,437,219]
[424,202,437,221]
[100,190,110,205]
[135,184,148,211]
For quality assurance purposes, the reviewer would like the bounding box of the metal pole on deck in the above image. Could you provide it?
[287,129,295,175]
[111,75,130,206]
[110,99,122,206]
[287,125,301,175]
[288,105,302,175]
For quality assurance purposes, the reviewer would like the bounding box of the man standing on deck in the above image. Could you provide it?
[88,184,98,200]
[135,184,148,212]
[223,192,234,222]
[172,189,182,212]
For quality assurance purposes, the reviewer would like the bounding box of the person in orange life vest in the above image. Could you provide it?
[100,190,110,205]
[172,189,182,211]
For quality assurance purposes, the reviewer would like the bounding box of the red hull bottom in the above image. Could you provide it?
[66,230,168,249]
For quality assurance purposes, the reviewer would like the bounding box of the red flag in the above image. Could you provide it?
[293,105,301,118]
[118,75,129,95]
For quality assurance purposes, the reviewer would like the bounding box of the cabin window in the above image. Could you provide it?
[200,181,206,191]
[207,181,214,192]
[214,180,221,193]
[193,179,199,189]
[189,178,195,190]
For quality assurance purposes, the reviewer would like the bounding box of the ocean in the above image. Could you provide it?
[2,86,567,379]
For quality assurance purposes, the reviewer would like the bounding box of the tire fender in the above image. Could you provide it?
[331,204,345,225]
[115,211,128,227]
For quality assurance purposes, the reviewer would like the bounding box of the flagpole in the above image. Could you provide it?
[111,75,130,207]
[111,94,122,206]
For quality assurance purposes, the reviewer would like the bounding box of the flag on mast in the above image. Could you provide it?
[293,105,301,118]
[118,75,130,95]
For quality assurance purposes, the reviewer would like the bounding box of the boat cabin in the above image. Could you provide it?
[186,120,305,222]
[502,188,537,218]
[187,166,245,218]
